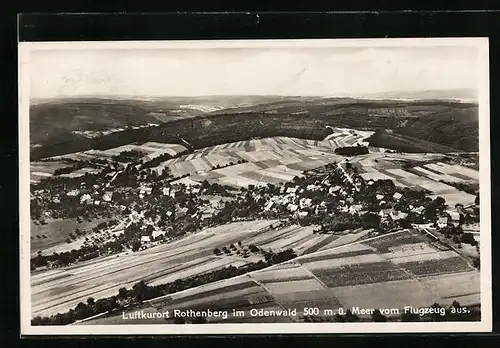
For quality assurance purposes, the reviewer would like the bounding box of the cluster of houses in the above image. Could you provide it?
[36,156,479,254]
[76,190,114,206]
[35,184,118,208]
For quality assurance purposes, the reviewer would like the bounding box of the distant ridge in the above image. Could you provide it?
[30,89,478,105]
[360,88,477,102]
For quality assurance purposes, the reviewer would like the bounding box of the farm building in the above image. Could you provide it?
[297,211,309,218]
[349,204,363,214]
[437,216,448,228]
[66,189,79,196]
[80,194,91,203]
[103,192,113,202]
[299,198,312,209]
[412,206,425,214]
[393,192,403,200]
[152,230,166,239]
[376,194,385,200]
[264,201,275,211]
[390,210,408,221]
[329,186,341,194]
[447,210,461,226]
[177,207,189,218]
[316,205,328,214]
[306,184,320,191]
[379,208,393,218]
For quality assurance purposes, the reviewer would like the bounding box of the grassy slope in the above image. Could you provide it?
[394,107,479,151]
[31,217,111,255]
[367,130,459,153]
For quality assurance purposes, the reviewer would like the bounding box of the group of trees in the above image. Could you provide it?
[440,180,478,196]
[213,241,246,256]
[211,159,248,170]
[439,224,478,246]
[32,248,298,326]
[53,160,99,176]
[111,150,146,163]
[141,150,190,170]
[200,180,233,196]
[31,296,120,326]
[334,145,369,156]
[31,244,101,270]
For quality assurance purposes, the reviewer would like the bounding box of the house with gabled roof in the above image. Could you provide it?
[393,192,403,201]
[390,210,408,221]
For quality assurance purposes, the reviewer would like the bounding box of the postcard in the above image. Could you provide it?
[19,38,491,335]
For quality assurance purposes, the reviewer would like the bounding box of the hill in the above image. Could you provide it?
[393,106,479,152]
[29,96,291,149]
[30,98,478,159]
[362,88,477,102]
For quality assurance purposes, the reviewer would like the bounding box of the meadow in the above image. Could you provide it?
[77,229,480,324]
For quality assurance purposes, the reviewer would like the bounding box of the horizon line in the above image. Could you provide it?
[30,89,478,103]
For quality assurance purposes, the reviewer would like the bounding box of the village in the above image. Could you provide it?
[30,145,480,272]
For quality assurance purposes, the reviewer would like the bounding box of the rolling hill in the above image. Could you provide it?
[29,97,479,160]
[393,107,479,152]
[29,96,291,149]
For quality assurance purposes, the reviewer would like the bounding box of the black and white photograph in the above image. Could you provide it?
[19,39,491,334]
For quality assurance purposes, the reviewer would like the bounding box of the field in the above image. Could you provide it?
[32,220,366,318]
[324,127,374,147]
[30,161,72,183]
[78,228,480,324]
[34,130,478,210]
[148,275,288,323]
[49,142,188,164]
[153,137,345,187]
[108,135,481,207]
[367,130,459,153]
[31,220,276,317]
[354,152,479,206]
[30,218,111,256]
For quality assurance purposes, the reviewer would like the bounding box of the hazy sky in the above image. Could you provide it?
[28,44,481,99]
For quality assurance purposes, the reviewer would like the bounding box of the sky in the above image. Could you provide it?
[28,43,481,99]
